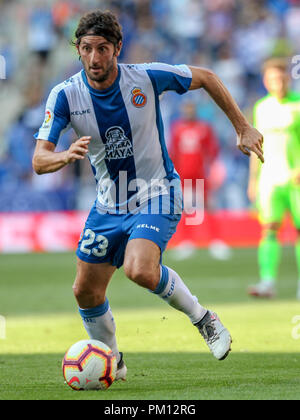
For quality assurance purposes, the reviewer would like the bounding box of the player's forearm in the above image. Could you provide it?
[33,137,90,174]
[189,67,249,135]
[32,148,68,174]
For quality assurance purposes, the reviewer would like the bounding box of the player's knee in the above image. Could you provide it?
[72,283,91,302]
[72,282,105,308]
[124,260,159,290]
[72,282,85,300]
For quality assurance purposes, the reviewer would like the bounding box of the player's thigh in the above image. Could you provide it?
[123,211,181,289]
[76,202,127,268]
[258,185,287,225]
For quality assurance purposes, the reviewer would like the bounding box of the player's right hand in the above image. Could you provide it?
[65,136,91,163]
[237,126,264,163]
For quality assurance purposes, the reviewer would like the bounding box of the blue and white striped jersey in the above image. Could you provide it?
[35,63,192,212]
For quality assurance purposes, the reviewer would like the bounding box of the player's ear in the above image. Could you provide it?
[114,41,122,57]
[75,43,81,60]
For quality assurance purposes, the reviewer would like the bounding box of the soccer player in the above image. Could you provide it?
[169,101,231,260]
[32,10,264,380]
[247,58,300,299]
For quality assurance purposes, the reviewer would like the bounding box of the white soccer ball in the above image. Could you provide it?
[62,339,117,390]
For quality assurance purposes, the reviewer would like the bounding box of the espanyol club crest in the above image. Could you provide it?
[131,87,147,108]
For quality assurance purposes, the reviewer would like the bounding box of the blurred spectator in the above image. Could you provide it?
[6,82,45,182]
[0,78,76,211]
[212,42,246,105]
[233,3,282,91]
[27,0,57,64]
[167,0,205,57]
[284,5,300,50]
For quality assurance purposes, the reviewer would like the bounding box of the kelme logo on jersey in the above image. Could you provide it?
[131,87,147,108]
[104,126,134,160]
[71,108,91,116]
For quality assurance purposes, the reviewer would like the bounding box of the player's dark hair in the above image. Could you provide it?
[262,57,289,74]
[74,10,123,48]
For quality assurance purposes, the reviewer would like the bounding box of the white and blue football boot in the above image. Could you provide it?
[194,310,232,360]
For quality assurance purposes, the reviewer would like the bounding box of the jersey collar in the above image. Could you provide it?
[81,65,121,96]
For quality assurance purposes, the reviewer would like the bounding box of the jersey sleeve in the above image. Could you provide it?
[34,85,71,145]
[145,63,192,95]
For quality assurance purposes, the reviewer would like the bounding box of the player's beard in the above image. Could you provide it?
[85,57,115,83]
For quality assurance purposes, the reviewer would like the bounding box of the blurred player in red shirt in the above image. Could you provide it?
[170,101,219,199]
[169,101,230,259]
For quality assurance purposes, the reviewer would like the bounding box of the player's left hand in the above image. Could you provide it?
[237,125,264,163]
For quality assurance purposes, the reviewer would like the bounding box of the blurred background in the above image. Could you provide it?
[0,0,300,252]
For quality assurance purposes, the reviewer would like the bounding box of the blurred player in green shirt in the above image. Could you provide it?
[248,58,300,299]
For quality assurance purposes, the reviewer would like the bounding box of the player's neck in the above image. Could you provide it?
[86,65,119,91]
[272,90,289,101]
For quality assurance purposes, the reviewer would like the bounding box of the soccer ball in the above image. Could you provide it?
[62,339,117,390]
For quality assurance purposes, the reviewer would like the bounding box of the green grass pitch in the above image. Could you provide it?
[0,247,300,400]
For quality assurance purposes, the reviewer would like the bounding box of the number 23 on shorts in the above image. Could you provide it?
[79,228,109,257]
